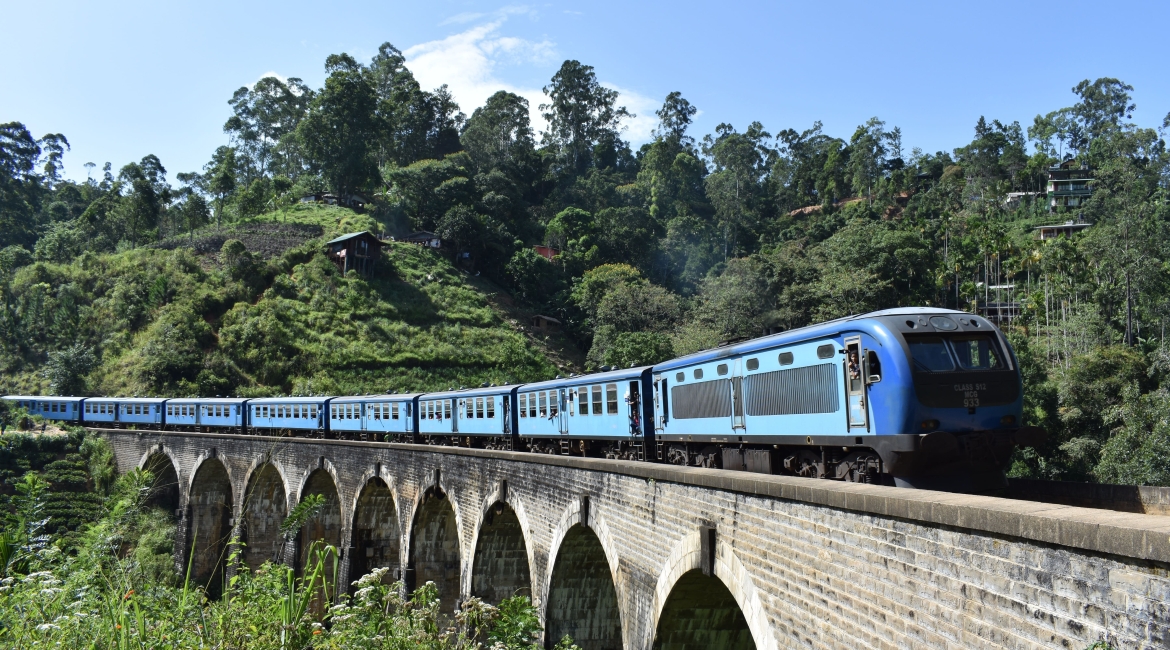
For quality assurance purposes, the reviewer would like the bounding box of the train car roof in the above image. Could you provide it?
[520,366,651,392]
[654,307,972,371]
[79,396,170,403]
[420,385,517,401]
[166,397,251,404]
[331,393,422,403]
[3,395,86,402]
[246,396,333,404]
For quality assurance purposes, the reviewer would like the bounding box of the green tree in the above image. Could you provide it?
[541,60,631,173]
[298,53,381,201]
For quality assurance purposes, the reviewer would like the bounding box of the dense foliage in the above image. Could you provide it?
[2,49,1170,485]
[0,430,574,649]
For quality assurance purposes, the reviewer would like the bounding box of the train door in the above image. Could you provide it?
[653,375,667,434]
[730,359,746,431]
[844,336,868,430]
[558,389,569,436]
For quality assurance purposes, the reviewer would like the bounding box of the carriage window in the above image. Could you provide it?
[444,400,452,420]
[529,394,537,418]
[392,403,399,419]
[311,406,318,419]
[51,403,58,413]
[592,385,603,415]
[472,397,481,418]
[779,352,794,365]
[907,336,956,372]
[717,364,728,375]
[519,394,527,418]
[676,372,684,382]
[549,391,558,416]
[817,344,835,359]
[746,358,759,371]
[487,397,495,418]
[330,405,336,419]
[578,389,589,416]
[606,384,618,414]
[693,369,703,380]
[538,392,547,418]
[949,335,1004,371]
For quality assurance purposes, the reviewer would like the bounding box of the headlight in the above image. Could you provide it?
[1000,415,1016,426]
[919,419,940,431]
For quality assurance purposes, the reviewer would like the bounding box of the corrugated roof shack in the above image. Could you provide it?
[326,231,383,277]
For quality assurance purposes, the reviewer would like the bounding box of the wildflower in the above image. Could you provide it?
[124,589,134,599]
[116,624,122,630]
[313,629,322,635]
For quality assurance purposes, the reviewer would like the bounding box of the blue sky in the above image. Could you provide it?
[3,0,1168,183]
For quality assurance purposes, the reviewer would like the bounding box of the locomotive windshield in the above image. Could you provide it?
[907,334,1004,373]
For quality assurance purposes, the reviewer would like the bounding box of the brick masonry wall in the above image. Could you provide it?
[99,429,1170,650]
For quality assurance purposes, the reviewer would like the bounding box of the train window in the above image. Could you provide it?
[445,400,452,420]
[549,391,558,416]
[392,403,399,420]
[578,389,589,416]
[529,394,537,418]
[866,351,881,381]
[949,335,1004,371]
[693,369,703,380]
[676,372,684,382]
[487,397,495,419]
[817,344,834,359]
[312,406,318,419]
[606,384,618,414]
[779,352,794,365]
[906,336,955,372]
[592,385,603,415]
[746,358,759,371]
[717,364,729,375]
[538,392,547,418]
[474,397,483,418]
[519,394,527,418]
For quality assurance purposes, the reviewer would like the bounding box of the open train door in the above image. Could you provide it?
[844,336,868,430]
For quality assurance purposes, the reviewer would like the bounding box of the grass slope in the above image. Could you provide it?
[1,206,566,397]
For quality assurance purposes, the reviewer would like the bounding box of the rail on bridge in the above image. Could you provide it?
[94,428,1170,650]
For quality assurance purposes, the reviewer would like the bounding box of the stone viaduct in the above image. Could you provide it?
[95,428,1170,650]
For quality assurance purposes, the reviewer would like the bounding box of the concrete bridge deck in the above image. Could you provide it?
[95,428,1170,650]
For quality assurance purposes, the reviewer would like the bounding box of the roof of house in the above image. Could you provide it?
[325,231,382,245]
[403,231,439,240]
[533,314,561,324]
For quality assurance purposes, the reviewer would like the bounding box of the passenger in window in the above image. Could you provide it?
[848,350,861,381]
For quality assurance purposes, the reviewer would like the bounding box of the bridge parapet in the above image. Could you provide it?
[96,428,1170,650]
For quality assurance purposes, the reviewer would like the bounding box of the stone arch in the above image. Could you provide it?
[407,485,462,619]
[544,524,623,650]
[349,476,400,584]
[297,467,343,576]
[470,499,531,604]
[649,532,777,650]
[188,456,233,600]
[238,461,288,571]
[138,447,181,519]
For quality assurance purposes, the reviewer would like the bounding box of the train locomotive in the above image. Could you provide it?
[3,308,1042,492]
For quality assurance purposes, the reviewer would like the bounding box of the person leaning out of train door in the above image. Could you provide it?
[848,350,861,381]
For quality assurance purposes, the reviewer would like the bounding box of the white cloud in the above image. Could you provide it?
[603,83,660,145]
[440,11,486,26]
[404,11,658,145]
[256,71,289,85]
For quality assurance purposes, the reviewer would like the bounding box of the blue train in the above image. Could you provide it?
[3,308,1042,491]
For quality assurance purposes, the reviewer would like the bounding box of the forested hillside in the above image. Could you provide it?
[2,43,1169,484]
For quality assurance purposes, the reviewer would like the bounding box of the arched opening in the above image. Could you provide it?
[653,570,754,650]
[239,463,287,571]
[545,524,622,650]
[350,477,399,583]
[407,487,461,618]
[298,469,342,576]
[188,458,232,599]
[471,501,530,604]
[142,452,180,519]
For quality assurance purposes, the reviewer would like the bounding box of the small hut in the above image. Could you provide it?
[326,231,383,276]
[403,231,442,248]
[532,315,561,332]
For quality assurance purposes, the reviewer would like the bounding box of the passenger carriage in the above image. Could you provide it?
[516,367,656,458]
[416,386,517,448]
[2,396,85,423]
[248,397,329,436]
[78,397,168,428]
[329,393,418,441]
[166,398,249,432]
